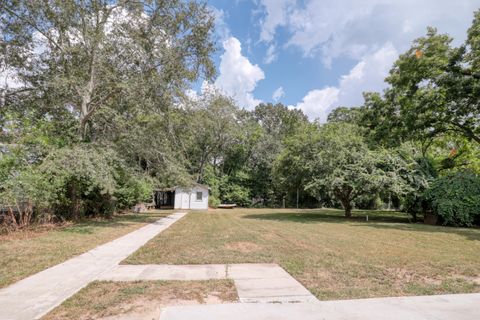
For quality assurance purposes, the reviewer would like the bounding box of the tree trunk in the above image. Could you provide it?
[335,188,353,218]
[79,49,96,141]
[6,207,18,232]
[341,199,352,218]
[412,211,417,223]
[197,149,210,183]
[344,205,352,218]
[69,182,81,220]
[296,188,299,209]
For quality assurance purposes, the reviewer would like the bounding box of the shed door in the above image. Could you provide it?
[181,192,190,209]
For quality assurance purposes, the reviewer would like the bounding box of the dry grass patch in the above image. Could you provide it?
[224,241,261,253]
[0,210,171,288]
[43,280,237,320]
[124,208,480,300]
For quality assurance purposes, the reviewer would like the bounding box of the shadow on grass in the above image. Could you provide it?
[352,222,480,241]
[243,209,409,224]
[243,210,480,241]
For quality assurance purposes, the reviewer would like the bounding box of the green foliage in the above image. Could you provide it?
[425,171,480,226]
[114,172,154,210]
[208,195,221,208]
[327,106,363,124]
[1,0,216,142]
[0,166,53,211]
[39,145,120,219]
[362,13,480,146]
[220,182,251,207]
[1,2,479,229]
[273,123,318,206]
[303,123,388,217]
[0,151,24,186]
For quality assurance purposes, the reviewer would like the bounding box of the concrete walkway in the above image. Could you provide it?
[0,212,187,320]
[97,263,318,303]
[160,293,480,320]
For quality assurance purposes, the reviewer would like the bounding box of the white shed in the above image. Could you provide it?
[154,184,209,210]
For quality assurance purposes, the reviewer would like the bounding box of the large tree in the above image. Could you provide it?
[1,0,215,141]
[249,103,308,204]
[304,123,388,217]
[186,92,240,183]
[273,123,317,208]
[362,11,480,147]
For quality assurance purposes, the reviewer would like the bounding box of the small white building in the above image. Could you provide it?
[154,184,209,210]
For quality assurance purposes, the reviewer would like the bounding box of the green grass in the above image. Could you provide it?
[124,208,480,300]
[0,210,171,288]
[43,280,237,320]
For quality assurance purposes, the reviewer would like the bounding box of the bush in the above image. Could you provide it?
[208,195,220,208]
[425,171,480,227]
[39,145,120,220]
[0,167,53,231]
[220,183,251,207]
[115,173,154,209]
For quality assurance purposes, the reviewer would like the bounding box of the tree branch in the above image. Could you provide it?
[2,5,64,53]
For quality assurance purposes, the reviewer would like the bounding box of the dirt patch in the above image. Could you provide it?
[263,232,278,240]
[44,280,238,320]
[387,268,442,287]
[224,241,261,253]
[450,274,480,286]
[98,295,228,320]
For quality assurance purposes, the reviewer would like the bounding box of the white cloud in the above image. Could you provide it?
[259,0,296,43]
[214,37,265,109]
[264,44,277,64]
[293,43,398,121]
[257,0,478,66]
[293,87,339,122]
[272,86,285,102]
[258,0,477,120]
[211,7,231,41]
[336,42,397,107]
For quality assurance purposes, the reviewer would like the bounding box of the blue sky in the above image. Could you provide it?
[201,0,480,122]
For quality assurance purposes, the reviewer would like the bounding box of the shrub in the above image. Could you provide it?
[39,145,120,220]
[208,195,220,208]
[115,173,154,209]
[0,167,53,231]
[221,183,250,207]
[425,171,480,227]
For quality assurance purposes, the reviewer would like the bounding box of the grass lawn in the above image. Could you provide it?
[43,280,237,320]
[0,210,171,288]
[124,208,480,300]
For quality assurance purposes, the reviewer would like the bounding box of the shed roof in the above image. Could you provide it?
[154,183,210,192]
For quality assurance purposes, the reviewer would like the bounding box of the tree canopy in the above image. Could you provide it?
[1,3,480,229]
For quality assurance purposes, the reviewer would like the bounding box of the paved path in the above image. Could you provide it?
[0,212,187,320]
[160,293,480,320]
[97,263,318,303]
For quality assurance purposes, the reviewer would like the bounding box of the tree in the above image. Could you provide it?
[305,123,387,217]
[1,0,215,141]
[362,12,480,147]
[273,123,318,208]
[248,103,308,205]
[186,92,239,183]
[327,106,362,124]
